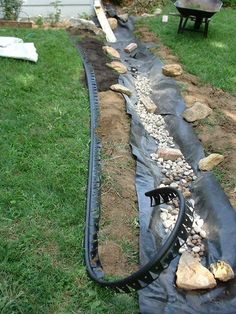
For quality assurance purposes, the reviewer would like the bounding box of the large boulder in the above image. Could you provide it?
[198,153,224,171]
[176,252,217,290]
[162,64,183,77]
[183,102,212,122]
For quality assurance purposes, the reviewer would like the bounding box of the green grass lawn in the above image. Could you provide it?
[0,28,138,313]
[142,2,236,93]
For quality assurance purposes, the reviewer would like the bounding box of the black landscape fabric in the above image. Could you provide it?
[110,16,236,314]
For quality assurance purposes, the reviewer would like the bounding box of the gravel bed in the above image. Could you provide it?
[133,74,207,260]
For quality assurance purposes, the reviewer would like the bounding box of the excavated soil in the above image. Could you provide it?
[137,25,236,208]
[97,91,139,276]
[71,31,139,276]
[78,36,119,91]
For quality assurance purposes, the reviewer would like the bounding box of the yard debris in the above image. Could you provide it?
[102,46,120,59]
[110,84,132,96]
[124,43,138,53]
[210,261,234,282]
[162,64,183,77]
[106,61,127,74]
[157,147,183,161]
[0,36,23,47]
[108,17,118,30]
[0,37,38,62]
[176,252,217,290]
[199,153,224,171]
[183,102,213,122]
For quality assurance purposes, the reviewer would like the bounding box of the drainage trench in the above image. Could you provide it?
[80,18,236,314]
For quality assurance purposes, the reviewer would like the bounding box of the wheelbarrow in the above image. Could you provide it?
[174,0,223,37]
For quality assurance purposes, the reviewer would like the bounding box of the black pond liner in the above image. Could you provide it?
[79,45,194,293]
[110,18,236,313]
[80,14,236,313]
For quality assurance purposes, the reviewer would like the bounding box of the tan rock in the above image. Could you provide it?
[176,252,217,290]
[106,61,127,74]
[157,147,183,161]
[108,17,118,30]
[140,95,156,113]
[210,261,234,282]
[110,84,132,96]
[199,153,224,171]
[102,46,120,59]
[184,95,199,108]
[183,102,212,122]
[162,64,183,77]
[124,43,138,53]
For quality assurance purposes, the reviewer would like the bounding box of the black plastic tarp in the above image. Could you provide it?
[110,17,236,314]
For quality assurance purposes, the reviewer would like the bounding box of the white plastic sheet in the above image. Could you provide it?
[0,36,38,62]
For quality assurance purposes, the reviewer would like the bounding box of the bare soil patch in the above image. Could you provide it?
[137,25,236,208]
[98,91,139,276]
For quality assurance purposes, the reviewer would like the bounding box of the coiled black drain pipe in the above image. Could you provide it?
[78,46,193,293]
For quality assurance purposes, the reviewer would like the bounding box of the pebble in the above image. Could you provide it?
[192,246,201,253]
[200,230,207,238]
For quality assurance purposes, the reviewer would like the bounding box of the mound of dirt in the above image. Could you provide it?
[79,37,119,91]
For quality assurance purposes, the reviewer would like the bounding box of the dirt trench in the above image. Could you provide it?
[72,31,139,276]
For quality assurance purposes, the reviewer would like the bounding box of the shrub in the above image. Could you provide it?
[223,0,236,7]
[0,0,23,20]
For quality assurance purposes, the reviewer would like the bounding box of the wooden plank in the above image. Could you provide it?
[94,0,116,43]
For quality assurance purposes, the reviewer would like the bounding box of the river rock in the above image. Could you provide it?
[176,252,217,290]
[102,46,120,59]
[108,17,118,30]
[198,153,224,171]
[183,102,212,122]
[162,64,183,77]
[106,61,127,74]
[157,147,183,161]
[210,261,234,282]
[110,84,132,96]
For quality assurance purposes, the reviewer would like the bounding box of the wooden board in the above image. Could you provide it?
[94,0,116,43]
